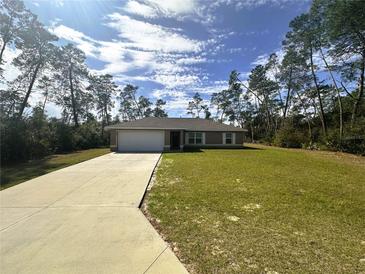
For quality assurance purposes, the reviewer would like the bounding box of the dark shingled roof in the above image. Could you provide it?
[105,117,247,132]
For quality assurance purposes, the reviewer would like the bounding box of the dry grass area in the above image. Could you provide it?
[144,145,365,273]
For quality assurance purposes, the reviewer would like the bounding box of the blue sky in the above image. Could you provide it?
[23,0,311,117]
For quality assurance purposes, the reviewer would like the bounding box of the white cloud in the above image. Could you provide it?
[152,89,186,98]
[45,0,243,117]
[122,0,198,19]
[251,49,284,67]
[251,53,270,66]
[191,83,227,95]
[123,1,158,18]
[176,56,207,65]
[51,22,206,81]
[153,74,200,89]
[150,88,190,115]
[50,25,99,58]
[53,0,65,7]
[106,14,202,53]
[147,0,196,16]
[150,79,228,115]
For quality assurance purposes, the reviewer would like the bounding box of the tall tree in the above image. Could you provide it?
[279,48,294,120]
[324,0,365,128]
[201,105,211,119]
[187,92,204,118]
[310,0,344,141]
[211,89,231,122]
[137,96,152,118]
[285,13,328,138]
[153,99,168,117]
[87,73,118,133]
[0,0,34,65]
[119,84,152,120]
[266,53,285,117]
[279,46,312,121]
[247,65,279,135]
[37,75,55,114]
[226,70,246,127]
[52,44,90,127]
[10,18,58,118]
[119,84,141,120]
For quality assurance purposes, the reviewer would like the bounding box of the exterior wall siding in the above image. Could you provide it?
[110,130,117,152]
[205,131,223,144]
[164,130,170,146]
[235,132,244,145]
[111,129,244,152]
[184,131,244,148]
[180,130,184,148]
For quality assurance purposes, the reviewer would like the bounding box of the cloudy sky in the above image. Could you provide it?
[23,0,310,117]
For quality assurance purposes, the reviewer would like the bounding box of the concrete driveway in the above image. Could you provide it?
[0,153,188,274]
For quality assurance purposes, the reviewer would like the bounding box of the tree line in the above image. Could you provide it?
[186,0,364,154]
[1,0,364,164]
[0,0,167,163]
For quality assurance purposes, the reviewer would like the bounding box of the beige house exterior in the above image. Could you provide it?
[106,117,246,152]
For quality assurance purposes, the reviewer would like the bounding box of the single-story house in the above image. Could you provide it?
[105,117,247,152]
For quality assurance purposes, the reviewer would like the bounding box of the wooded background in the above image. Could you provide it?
[1,0,364,164]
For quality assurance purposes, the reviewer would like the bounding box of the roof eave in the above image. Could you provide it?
[105,127,247,132]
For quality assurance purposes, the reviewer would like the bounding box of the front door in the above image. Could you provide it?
[170,131,180,150]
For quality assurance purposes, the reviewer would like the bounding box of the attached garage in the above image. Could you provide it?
[117,130,165,152]
[106,117,247,152]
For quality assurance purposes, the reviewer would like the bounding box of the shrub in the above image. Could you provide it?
[274,124,307,148]
[341,136,365,155]
[54,122,75,152]
[74,119,103,149]
[0,118,29,163]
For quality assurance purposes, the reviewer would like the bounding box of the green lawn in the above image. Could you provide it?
[1,148,110,190]
[144,145,365,273]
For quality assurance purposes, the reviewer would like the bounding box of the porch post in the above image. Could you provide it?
[180,130,184,150]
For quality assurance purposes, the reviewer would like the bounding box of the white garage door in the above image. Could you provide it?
[117,130,164,152]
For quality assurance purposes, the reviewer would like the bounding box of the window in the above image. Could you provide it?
[188,133,195,144]
[225,133,233,144]
[188,132,203,144]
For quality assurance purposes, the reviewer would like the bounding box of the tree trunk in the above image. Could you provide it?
[105,105,110,125]
[350,52,365,128]
[310,45,327,138]
[250,124,254,143]
[68,63,79,127]
[0,40,7,65]
[101,116,105,138]
[319,48,343,143]
[132,96,142,119]
[42,91,48,114]
[263,96,272,134]
[283,67,293,119]
[18,62,41,118]
[220,108,225,123]
[295,90,312,143]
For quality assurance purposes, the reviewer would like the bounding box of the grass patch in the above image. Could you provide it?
[1,148,110,190]
[144,145,365,273]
